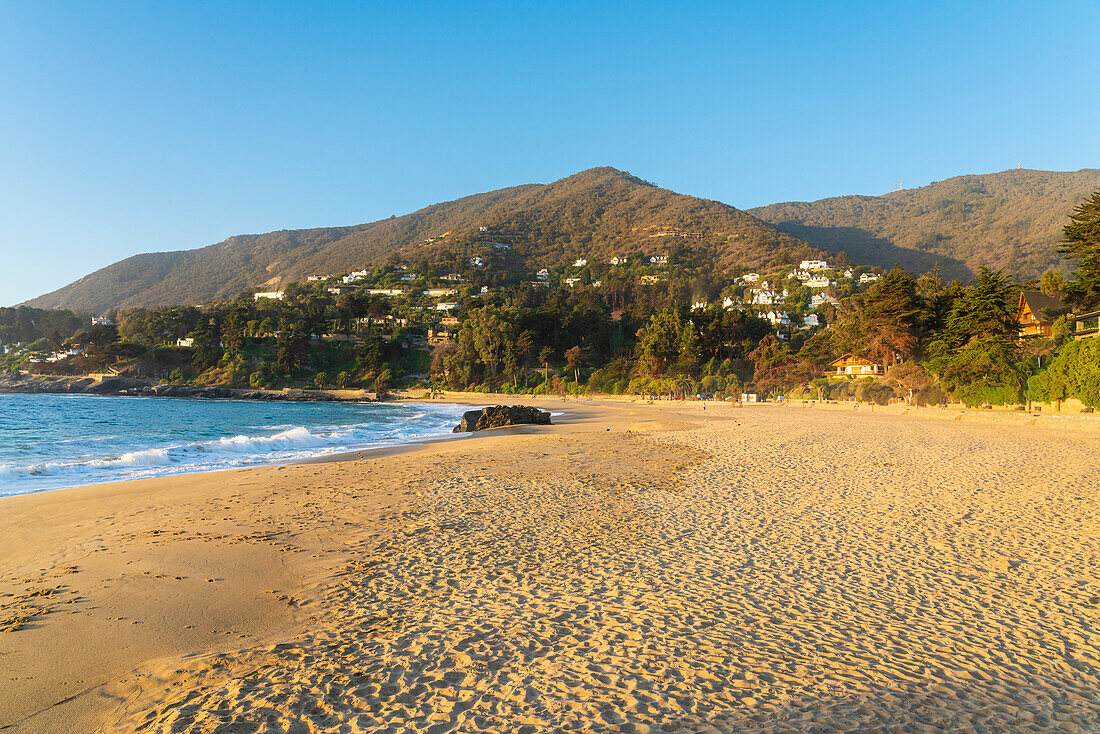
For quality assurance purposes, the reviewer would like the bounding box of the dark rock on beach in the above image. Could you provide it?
[453,405,552,433]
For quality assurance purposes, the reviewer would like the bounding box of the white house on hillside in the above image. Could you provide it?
[751,291,781,306]
[805,276,834,288]
[765,311,791,327]
[343,270,369,284]
[800,259,829,270]
[254,291,285,301]
[573,258,587,267]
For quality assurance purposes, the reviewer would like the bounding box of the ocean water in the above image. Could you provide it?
[0,394,469,497]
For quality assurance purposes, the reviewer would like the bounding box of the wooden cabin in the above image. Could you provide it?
[1016,290,1065,338]
[827,354,884,378]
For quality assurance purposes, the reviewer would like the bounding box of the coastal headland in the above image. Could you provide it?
[2,398,1098,732]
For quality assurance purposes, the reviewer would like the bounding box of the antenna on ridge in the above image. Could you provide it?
[1017,161,1022,170]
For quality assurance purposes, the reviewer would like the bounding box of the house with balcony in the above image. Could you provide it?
[827,354,884,378]
[811,293,839,309]
[1071,310,1100,339]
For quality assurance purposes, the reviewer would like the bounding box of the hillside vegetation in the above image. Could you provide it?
[750,168,1100,281]
[23,168,823,314]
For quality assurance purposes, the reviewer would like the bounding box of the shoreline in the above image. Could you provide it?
[3,390,1096,503]
[0,397,572,501]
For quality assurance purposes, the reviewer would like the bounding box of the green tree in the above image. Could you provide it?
[276,321,310,374]
[1040,269,1066,297]
[539,347,553,384]
[1058,190,1100,310]
[190,317,222,372]
[466,306,507,376]
[503,342,520,387]
[374,368,392,396]
[748,335,804,396]
[635,308,683,377]
[564,345,588,383]
[832,268,923,369]
[938,336,1024,406]
[515,330,534,384]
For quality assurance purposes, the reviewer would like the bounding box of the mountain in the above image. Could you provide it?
[21,168,825,314]
[749,168,1100,282]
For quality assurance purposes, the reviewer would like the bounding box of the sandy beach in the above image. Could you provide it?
[2,398,1099,732]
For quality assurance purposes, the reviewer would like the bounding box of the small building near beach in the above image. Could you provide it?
[827,354,883,377]
[1071,310,1100,339]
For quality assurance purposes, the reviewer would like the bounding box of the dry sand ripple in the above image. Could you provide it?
[26,406,1100,731]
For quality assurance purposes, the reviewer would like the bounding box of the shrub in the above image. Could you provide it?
[1031,338,1100,408]
[913,384,947,406]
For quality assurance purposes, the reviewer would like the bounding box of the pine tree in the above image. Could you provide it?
[1058,191,1100,309]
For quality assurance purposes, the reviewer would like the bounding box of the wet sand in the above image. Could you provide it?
[2,399,1098,732]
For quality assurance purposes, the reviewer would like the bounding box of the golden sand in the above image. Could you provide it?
[2,400,1098,732]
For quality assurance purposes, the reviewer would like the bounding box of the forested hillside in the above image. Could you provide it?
[750,168,1100,281]
[22,168,823,314]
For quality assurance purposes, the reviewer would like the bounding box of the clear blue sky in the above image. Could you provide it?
[2,1,1098,306]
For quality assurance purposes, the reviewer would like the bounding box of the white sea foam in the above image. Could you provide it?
[215,426,330,451]
[116,447,174,466]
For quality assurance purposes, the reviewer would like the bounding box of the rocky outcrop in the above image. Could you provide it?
[453,405,552,433]
[0,372,366,402]
[0,372,146,394]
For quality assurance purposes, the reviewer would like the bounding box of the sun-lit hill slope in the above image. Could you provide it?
[749,168,1100,281]
[24,167,826,313]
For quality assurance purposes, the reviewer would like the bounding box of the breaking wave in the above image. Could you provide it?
[0,396,468,496]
